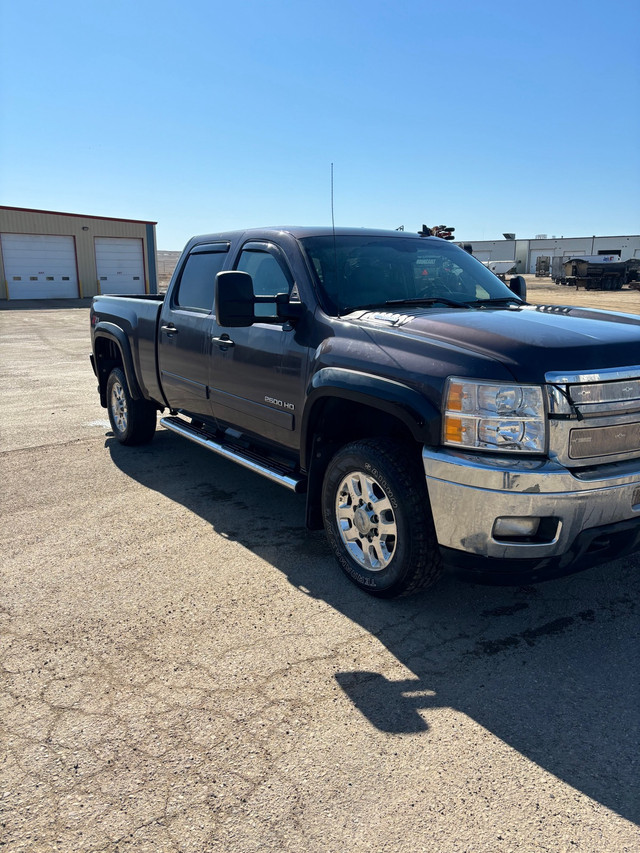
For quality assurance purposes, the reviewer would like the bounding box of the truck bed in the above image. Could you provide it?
[91,293,166,405]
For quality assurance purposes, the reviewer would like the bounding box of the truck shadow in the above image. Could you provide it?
[108,429,640,824]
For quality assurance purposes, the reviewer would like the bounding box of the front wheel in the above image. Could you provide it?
[322,438,442,597]
[106,367,157,445]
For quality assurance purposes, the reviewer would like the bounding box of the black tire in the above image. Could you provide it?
[106,367,157,446]
[322,438,442,597]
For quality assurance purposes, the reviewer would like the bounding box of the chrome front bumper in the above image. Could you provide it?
[422,447,640,563]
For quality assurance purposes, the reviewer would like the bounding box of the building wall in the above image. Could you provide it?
[463,235,640,274]
[0,207,158,299]
[463,240,517,263]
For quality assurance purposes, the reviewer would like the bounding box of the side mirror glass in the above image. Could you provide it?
[509,274,527,301]
[275,293,305,321]
[215,271,254,327]
[253,292,306,323]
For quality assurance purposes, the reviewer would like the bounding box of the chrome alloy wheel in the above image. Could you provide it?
[110,380,128,434]
[335,470,398,571]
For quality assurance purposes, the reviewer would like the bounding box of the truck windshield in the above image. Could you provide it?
[299,235,522,315]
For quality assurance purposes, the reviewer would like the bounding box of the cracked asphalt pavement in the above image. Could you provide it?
[1,301,639,852]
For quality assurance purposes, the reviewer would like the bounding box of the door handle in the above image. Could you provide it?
[212,335,235,348]
[161,324,178,334]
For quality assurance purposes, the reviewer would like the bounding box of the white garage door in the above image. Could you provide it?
[95,237,145,294]
[1,233,78,299]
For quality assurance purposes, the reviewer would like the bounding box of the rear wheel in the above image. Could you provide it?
[107,367,157,445]
[322,438,442,597]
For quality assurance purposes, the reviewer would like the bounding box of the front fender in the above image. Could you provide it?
[301,367,440,469]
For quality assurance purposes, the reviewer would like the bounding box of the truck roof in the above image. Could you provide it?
[186,226,436,244]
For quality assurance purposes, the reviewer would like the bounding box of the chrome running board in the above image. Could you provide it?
[160,416,306,494]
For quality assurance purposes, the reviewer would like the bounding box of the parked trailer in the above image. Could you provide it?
[562,255,626,291]
[482,260,517,282]
[552,256,567,284]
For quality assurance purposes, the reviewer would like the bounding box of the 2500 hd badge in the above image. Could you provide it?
[265,395,295,410]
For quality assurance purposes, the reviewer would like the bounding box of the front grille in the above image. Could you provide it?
[569,378,640,416]
[546,366,640,466]
[569,421,640,459]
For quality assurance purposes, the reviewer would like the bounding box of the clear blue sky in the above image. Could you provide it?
[1,0,638,249]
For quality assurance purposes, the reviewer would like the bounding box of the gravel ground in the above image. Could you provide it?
[1,284,639,852]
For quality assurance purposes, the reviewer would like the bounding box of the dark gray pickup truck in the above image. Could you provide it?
[90,227,640,596]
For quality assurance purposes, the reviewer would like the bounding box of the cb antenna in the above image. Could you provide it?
[331,162,335,232]
[331,162,340,315]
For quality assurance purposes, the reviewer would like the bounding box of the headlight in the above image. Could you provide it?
[443,378,546,453]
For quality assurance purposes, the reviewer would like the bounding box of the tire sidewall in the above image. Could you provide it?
[107,368,132,443]
[322,444,420,595]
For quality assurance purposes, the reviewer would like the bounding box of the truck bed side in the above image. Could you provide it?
[91,293,166,406]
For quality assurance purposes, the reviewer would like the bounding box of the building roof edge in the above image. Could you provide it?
[0,205,157,225]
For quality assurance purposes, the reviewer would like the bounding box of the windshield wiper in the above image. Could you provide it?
[383,297,472,309]
[342,301,394,313]
[343,295,522,314]
[343,295,475,313]
[471,297,524,307]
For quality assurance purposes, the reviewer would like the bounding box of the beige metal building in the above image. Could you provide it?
[0,206,158,300]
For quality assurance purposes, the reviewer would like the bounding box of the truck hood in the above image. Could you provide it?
[354,304,640,382]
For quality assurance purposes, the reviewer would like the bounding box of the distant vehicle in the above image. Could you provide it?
[557,255,627,291]
[535,256,551,277]
[482,260,517,282]
[626,259,640,290]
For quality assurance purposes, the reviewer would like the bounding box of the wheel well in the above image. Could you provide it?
[311,397,416,450]
[95,337,124,406]
[304,397,424,530]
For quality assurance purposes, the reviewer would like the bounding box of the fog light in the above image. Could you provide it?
[493,516,541,538]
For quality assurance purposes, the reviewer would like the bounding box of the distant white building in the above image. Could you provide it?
[460,234,640,275]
